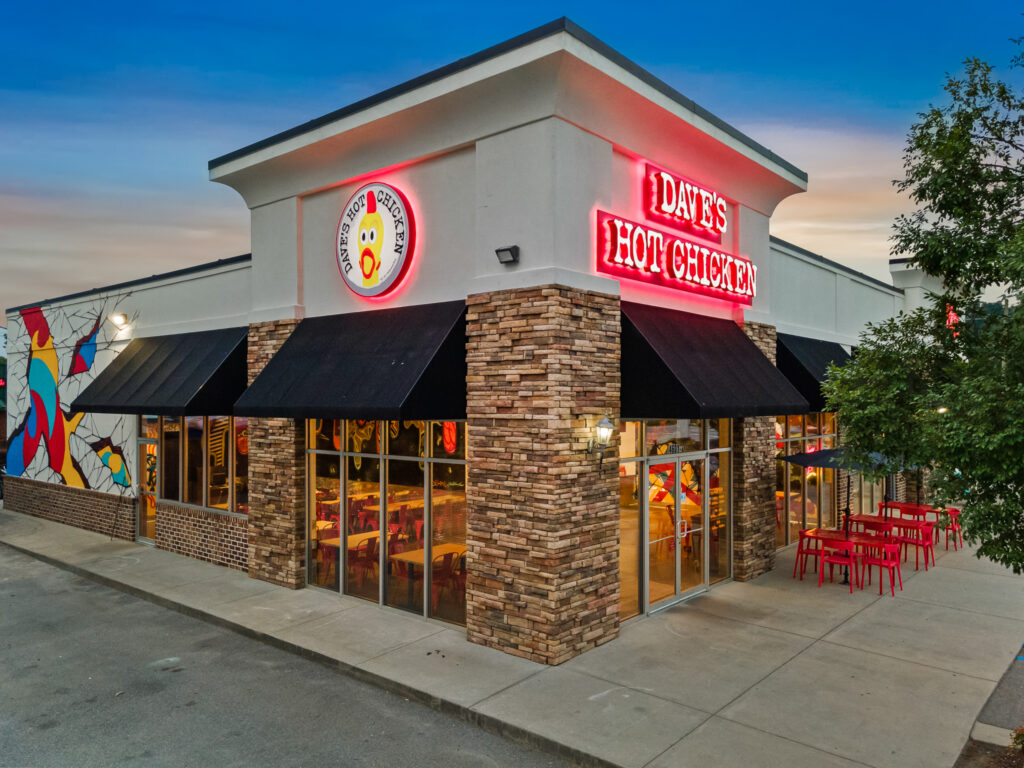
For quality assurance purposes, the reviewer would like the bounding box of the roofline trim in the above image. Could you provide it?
[6,254,253,315]
[769,236,903,295]
[207,18,807,183]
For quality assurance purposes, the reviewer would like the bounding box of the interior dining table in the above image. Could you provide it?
[389,542,467,604]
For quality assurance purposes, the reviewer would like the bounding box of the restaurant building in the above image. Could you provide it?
[4,20,923,664]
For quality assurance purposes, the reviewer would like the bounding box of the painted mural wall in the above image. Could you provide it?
[6,300,136,496]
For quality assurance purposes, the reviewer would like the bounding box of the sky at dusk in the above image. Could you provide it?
[2,1,1022,328]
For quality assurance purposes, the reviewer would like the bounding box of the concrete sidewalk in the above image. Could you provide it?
[2,505,1022,768]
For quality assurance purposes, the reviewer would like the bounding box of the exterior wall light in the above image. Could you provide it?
[937,407,949,414]
[587,415,615,466]
[110,312,128,328]
[495,245,519,265]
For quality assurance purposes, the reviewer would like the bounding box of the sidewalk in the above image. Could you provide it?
[2,505,1022,768]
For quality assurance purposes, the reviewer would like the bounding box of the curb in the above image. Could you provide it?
[0,538,619,768]
[971,722,1010,748]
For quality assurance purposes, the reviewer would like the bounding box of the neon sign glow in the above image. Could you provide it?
[596,213,755,305]
[597,161,753,304]
[643,164,727,239]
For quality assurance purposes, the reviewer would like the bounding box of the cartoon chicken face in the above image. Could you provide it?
[357,192,384,288]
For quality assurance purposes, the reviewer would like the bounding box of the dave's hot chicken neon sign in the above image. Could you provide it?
[597,163,755,304]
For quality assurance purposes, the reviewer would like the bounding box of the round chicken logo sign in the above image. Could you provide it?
[336,182,415,297]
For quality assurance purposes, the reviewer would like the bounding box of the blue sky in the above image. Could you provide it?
[2,1,1021,325]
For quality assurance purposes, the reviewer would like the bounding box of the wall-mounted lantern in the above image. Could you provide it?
[587,415,615,467]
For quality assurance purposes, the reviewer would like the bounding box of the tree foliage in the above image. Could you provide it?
[826,39,1024,572]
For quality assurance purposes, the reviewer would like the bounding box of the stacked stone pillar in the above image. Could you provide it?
[731,320,779,581]
[246,319,306,588]
[465,285,620,665]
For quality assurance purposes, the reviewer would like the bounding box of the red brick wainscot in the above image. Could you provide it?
[154,502,248,571]
[246,319,305,588]
[2,475,135,540]
[465,285,621,665]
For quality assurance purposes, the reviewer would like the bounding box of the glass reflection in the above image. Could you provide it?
[185,416,204,506]
[430,463,467,625]
[648,462,676,605]
[646,419,701,456]
[345,456,380,601]
[161,417,180,501]
[618,461,641,619]
[708,452,730,584]
[388,421,425,457]
[312,419,341,451]
[207,416,231,510]
[619,421,642,459]
[385,458,425,613]
[679,459,703,594]
[347,420,379,454]
[311,453,341,591]
[139,442,157,540]
[234,417,249,514]
[431,421,465,460]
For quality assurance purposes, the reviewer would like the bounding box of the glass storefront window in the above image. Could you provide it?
[305,419,468,625]
[619,421,642,459]
[431,421,465,460]
[618,460,641,619]
[345,455,380,601]
[775,412,840,547]
[708,451,730,584]
[184,416,204,506]
[311,453,342,591]
[646,419,701,456]
[388,421,426,457]
[312,419,341,451]
[141,415,160,440]
[347,420,378,454]
[430,463,467,625]
[384,458,426,613]
[207,416,231,510]
[234,417,249,514]
[708,419,731,450]
[160,417,180,501]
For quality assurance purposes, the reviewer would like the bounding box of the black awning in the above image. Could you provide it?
[234,301,466,420]
[71,327,248,416]
[621,302,808,419]
[776,333,851,412]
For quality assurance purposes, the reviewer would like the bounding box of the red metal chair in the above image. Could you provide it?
[944,507,964,551]
[818,540,861,593]
[793,530,822,580]
[860,541,903,596]
[431,552,455,612]
[902,522,936,570]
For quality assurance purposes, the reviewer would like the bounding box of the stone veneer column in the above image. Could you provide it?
[465,285,620,665]
[246,319,306,588]
[731,320,778,581]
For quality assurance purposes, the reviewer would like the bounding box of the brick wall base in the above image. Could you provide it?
[465,285,620,665]
[246,320,305,589]
[2,475,135,540]
[732,321,779,581]
[155,502,248,571]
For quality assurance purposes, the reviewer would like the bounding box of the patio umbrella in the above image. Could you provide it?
[779,447,887,471]
[781,447,891,584]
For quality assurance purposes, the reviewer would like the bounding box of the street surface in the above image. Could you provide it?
[0,546,566,768]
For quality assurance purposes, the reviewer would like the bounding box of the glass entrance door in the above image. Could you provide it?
[646,456,706,609]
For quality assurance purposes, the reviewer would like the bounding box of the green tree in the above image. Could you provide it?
[825,39,1024,572]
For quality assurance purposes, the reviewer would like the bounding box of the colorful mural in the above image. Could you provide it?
[6,304,134,493]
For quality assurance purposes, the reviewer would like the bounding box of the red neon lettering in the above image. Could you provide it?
[596,211,753,305]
